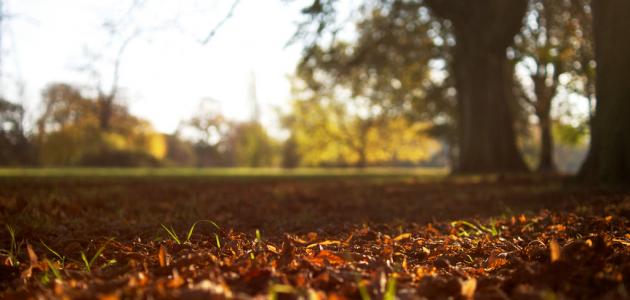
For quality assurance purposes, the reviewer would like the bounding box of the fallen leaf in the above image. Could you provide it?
[550,239,561,262]
[461,277,477,300]
[266,244,279,254]
[167,269,184,288]
[158,245,167,267]
[26,243,38,266]
[393,233,411,241]
[306,240,341,248]
[306,250,345,267]
[98,292,120,300]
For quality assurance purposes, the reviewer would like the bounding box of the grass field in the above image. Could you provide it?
[0,169,629,299]
[0,167,447,179]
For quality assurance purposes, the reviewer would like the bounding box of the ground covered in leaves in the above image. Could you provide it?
[1,174,629,299]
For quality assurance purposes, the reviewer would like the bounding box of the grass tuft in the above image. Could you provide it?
[161,220,221,245]
[80,238,114,273]
[1,225,21,266]
[161,224,182,244]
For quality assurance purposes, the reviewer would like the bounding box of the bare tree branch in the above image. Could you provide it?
[200,0,241,45]
[106,29,142,98]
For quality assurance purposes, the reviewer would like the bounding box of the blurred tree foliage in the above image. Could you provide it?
[294,0,529,173]
[223,122,279,167]
[283,79,441,167]
[287,0,450,167]
[292,0,598,174]
[297,0,454,120]
[0,98,32,165]
[512,0,593,172]
[176,99,279,167]
[36,83,166,166]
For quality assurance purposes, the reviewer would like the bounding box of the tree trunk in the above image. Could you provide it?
[533,78,556,173]
[356,149,367,168]
[354,123,369,168]
[579,0,630,182]
[98,93,114,131]
[538,113,555,173]
[427,0,529,173]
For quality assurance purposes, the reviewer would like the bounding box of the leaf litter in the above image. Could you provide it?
[0,176,629,299]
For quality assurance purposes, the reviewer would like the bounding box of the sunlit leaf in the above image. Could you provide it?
[550,239,561,262]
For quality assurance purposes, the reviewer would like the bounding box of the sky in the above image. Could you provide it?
[2,0,307,136]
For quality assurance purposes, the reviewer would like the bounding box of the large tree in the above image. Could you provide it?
[579,0,630,182]
[425,0,529,173]
[294,0,458,166]
[512,0,594,173]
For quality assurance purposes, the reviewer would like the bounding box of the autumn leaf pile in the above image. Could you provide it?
[0,176,629,299]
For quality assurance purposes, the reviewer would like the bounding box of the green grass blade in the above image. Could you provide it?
[185,220,221,243]
[40,240,64,262]
[89,238,114,267]
[451,220,484,235]
[215,233,221,249]
[7,225,16,255]
[161,224,181,244]
[186,223,197,242]
[80,251,90,273]
[45,259,62,280]
[268,284,295,300]
[384,277,396,300]
[358,280,371,300]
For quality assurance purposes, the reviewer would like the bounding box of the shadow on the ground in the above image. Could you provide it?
[1,176,626,243]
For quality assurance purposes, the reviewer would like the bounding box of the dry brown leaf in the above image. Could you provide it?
[393,233,411,241]
[486,252,508,270]
[461,277,477,300]
[549,224,567,232]
[306,240,341,248]
[612,238,630,247]
[306,250,345,267]
[128,272,149,287]
[266,244,279,254]
[402,256,408,272]
[158,245,167,267]
[167,269,184,288]
[98,292,120,300]
[550,239,561,262]
[344,233,354,244]
[26,243,38,266]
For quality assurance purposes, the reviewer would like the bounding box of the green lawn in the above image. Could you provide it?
[0,167,447,179]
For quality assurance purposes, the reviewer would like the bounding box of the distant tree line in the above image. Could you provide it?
[0,83,282,168]
[0,80,448,168]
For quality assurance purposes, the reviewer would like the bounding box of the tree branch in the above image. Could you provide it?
[200,0,241,45]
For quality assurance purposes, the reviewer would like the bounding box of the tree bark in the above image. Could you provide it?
[356,149,367,168]
[538,112,555,173]
[533,75,556,173]
[98,93,114,131]
[355,128,368,168]
[426,0,529,173]
[579,0,630,183]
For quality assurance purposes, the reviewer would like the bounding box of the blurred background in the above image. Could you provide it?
[0,0,593,172]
